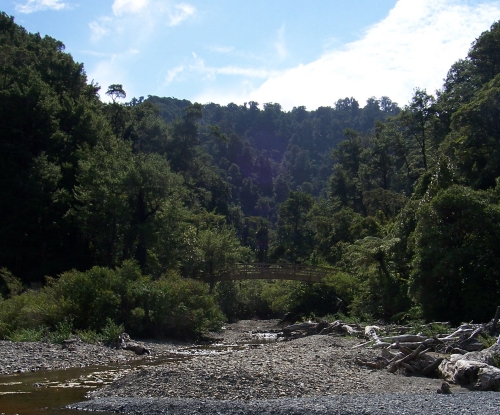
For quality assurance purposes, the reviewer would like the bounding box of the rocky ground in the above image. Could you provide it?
[89,320,446,401]
[0,338,182,375]
[3,319,493,415]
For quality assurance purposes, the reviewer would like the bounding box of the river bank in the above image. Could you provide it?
[89,331,445,401]
[72,319,499,414]
[1,320,495,415]
[0,338,182,375]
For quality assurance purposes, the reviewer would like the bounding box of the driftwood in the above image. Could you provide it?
[379,335,428,343]
[439,352,500,390]
[356,340,443,377]
[440,324,474,341]
[363,326,390,348]
[282,322,317,333]
[280,320,362,340]
[118,333,150,355]
[351,310,500,391]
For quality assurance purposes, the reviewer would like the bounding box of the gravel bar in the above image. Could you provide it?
[0,339,182,374]
[69,392,500,414]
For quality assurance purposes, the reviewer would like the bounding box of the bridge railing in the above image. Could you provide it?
[215,262,334,283]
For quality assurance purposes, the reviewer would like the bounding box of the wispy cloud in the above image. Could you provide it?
[15,0,69,13]
[165,65,185,86]
[89,1,196,42]
[189,53,277,80]
[112,0,150,16]
[168,3,196,26]
[235,0,500,110]
[274,24,287,61]
[89,17,113,41]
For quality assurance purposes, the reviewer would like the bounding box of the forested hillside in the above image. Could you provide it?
[1,11,500,340]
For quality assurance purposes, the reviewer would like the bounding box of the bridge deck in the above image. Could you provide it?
[214,263,333,283]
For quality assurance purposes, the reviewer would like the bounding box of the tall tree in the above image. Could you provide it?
[400,89,435,173]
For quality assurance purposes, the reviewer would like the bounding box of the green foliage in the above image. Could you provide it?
[100,318,124,343]
[479,334,498,350]
[46,318,74,343]
[273,191,315,262]
[6,327,46,342]
[5,13,500,329]
[0,268,23,298]
[408,322,450,337]
[411,185,500,323]
[215,280,273,321]
[75,329,102,344]
[492,353,500,369]
[0,262,224,340]
[340,236,411,320]
[181,222,251,283]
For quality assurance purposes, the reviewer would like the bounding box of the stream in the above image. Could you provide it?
[0,335,278,415]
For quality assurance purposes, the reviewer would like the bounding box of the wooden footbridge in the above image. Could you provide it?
[208,262,335,284]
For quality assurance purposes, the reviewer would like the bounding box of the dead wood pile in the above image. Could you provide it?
[278,318,500,391]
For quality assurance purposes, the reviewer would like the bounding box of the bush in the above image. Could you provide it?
[46,318,74,343]
[215,280,274,321]
[137,273,224,338]
[100,318,124,343]
[0,261,224,340]
[6,327,46,342]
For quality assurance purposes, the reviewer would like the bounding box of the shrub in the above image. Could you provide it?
[0,261,224,340]
[100,318,124,343]
[6,327,46,342]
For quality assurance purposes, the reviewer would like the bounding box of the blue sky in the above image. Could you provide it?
[2,0,500,110]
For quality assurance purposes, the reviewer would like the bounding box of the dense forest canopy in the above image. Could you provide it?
[1,12,500,339]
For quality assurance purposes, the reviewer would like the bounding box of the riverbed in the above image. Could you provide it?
[0,320,494,415]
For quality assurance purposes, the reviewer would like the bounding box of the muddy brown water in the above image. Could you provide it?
[0,336,278,414]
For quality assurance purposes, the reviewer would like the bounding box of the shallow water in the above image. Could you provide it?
[0,354,186,415]
[0,365,118,415]
[0,337,278,414]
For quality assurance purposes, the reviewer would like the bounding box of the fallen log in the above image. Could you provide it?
[363,325,391,348]
[438,344,500,391]
[341,324,358,335]
[379,335,428,343]
[441,324,473,341]
[422,357,444,376]
[388,343,426,373]
[282,322,317,332]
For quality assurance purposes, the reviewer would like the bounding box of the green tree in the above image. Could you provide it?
[342,236,408,319]
[411,185,500,323]
[0,12,108,282]
[71,136,181,271]
[182,222,250,288]
[329,129,365,213]
[400,88,436,172]
[447,73,500,189]
[273,191,315,262]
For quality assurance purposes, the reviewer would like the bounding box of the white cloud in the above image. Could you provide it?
[89,17,113,41]
[164,65,185,86]
[15,0,68,13]
[168,3,196,26]
[274,24,287,61]
[90,1,195,42]
[189,53,277,80]
[194,0,500,110]
[112,0,150,16]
